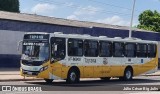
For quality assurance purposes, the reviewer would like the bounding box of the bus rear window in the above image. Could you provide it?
[125,43,136,57]
[137,44,147,57]
[148,44,156,58]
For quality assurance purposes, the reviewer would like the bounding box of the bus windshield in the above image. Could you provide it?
[21,42,49,61]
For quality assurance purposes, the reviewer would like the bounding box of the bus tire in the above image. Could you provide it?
[66,69,80,84]
[44,79,53,83]
[123,67,133,81]
[100,77,110,81]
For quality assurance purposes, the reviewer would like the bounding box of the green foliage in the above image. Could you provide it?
[137,10,160,32]
[0,0,20,13]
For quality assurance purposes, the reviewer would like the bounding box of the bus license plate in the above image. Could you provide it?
[27,72,32,75]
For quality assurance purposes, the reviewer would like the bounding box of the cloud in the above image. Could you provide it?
[67,5,100,20]
[67,15,79,20]
[32,3,56,14]
[74,6,100,16]
[96,15,131,26]
[65,2,74,7]
[153,0,159,2]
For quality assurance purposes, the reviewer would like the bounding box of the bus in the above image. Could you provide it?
[19,32,158,83]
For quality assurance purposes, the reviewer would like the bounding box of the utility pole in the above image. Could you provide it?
[129,0,136,38]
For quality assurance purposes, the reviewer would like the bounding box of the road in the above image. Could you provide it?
[1,76,160,94]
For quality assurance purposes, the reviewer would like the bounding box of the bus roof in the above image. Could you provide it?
[25,32,49,35]
[24,32,157,44]
[47,32,157,44]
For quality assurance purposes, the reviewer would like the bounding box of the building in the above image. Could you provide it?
[0,11,159,67]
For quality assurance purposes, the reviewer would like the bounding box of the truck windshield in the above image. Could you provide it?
[22,42,49,61]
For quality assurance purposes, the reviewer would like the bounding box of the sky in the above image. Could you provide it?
[20,0,160,26]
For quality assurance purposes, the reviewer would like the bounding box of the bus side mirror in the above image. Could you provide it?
[51,58,54,63]
[17,40,23,53]
[54,44,58,51]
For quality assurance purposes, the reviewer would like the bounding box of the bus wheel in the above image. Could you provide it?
[44,79,53,83]
[123,68,133,81]
[100,77,110,81]
[66,69,80,84]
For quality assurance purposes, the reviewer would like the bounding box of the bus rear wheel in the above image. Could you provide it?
[66,69,80,84]
[121,68,133,81]
[44,79,53,83]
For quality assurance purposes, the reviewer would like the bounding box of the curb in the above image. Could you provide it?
[0,79,43,82]
[0,74,19,75]
[142,74,160,76]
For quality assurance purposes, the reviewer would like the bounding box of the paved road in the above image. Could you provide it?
[1,76,160,94]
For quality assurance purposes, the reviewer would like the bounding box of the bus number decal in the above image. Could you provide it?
[68,57,81,61]
[85,58,96,63]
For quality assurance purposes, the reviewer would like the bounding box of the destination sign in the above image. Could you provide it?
[23,42,46,46]
[24,34,49,40]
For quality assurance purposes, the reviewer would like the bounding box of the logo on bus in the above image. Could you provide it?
[103,58,108,65]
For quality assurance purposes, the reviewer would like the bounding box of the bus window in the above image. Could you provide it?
[84,40,98,57]
[68,39,83,56]
[125,43,136,57]
[51,37,66,62]
[99,41,112,57]
[148,44,156,58]
[113,42,124,57]
[137,44,147,57]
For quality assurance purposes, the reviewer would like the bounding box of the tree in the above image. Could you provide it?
[137,10,160,32]
[0,0,20,13]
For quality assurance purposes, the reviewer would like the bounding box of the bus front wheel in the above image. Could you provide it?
[66,69,80,84]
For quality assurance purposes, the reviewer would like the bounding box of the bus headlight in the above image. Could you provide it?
[40,66,48,72]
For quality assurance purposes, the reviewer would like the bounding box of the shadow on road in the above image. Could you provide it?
[25,78,160,87]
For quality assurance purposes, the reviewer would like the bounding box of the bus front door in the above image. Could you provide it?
[50,37,66,79]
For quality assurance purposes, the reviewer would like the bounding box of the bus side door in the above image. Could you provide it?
[50,37,66,79]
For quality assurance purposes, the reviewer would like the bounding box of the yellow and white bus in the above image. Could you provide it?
[20,32,158,83]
